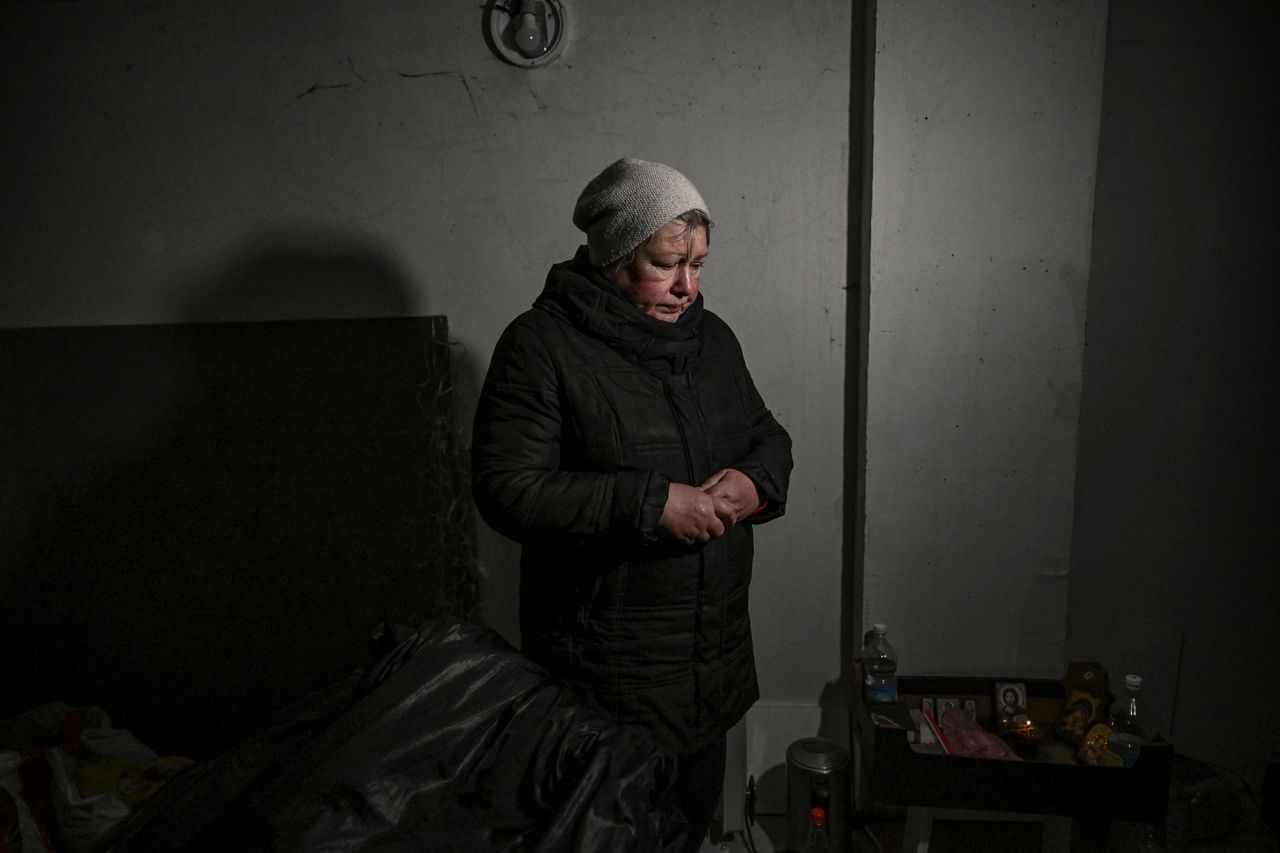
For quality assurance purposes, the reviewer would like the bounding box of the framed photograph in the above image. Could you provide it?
[921,697,936,720]
[936,697,959,720]
[962,699,977,722]
[995,681,1028,733]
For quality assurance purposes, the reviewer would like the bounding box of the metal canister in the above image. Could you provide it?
[786,736,850,852]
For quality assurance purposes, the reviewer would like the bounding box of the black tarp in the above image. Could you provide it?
[107,618,687,852]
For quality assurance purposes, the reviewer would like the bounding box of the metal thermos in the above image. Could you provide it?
[786,736,850,852]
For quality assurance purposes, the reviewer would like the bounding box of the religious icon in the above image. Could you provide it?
[994,681,1028,733]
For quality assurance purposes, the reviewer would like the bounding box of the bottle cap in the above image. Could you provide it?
[1125,674,1142,690]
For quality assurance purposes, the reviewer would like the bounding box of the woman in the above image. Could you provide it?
[472,158,792,851]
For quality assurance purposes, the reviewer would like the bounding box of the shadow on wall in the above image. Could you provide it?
[189,232,524,651]
[180,232,417,325]
[0,232,482,757]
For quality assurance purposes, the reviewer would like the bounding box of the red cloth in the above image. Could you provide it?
[940,708,1020,760]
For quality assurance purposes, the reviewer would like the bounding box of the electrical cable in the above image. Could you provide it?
[1179,752,1265,816]
[740,778,759,853]
[861,823,886,853]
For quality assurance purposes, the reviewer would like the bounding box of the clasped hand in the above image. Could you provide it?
[657,468,760,545]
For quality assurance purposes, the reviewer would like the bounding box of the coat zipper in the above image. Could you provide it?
[661,374,706,727]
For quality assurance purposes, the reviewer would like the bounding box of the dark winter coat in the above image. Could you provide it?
[472,246,793,754]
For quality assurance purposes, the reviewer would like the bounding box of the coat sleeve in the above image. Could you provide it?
[471,316,671,544]
[715,321,793,525]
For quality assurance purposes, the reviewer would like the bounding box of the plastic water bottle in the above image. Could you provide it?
[1108,673,1148,768]
[862,623,898,704]
[1108,676,1167,850]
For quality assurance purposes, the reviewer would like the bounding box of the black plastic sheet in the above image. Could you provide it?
[109,618,687,852]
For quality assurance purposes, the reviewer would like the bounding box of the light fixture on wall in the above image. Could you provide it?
[483,0,568,69]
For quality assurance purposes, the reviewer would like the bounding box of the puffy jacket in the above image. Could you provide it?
[472,246,793,753]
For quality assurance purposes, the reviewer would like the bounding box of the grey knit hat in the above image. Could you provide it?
[572,158,709,267]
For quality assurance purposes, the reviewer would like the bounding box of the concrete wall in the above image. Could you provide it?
[1068,0,1280,784]
[1,0,848,794]
[862,0,1108,676]
[21,0,1263,809]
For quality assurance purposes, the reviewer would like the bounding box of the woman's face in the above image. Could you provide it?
[611,219,708,323]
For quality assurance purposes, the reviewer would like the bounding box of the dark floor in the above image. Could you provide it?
[705,784,1276,852]
[849,804,1279,853]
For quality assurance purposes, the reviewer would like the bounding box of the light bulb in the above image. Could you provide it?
[514,1,544,57]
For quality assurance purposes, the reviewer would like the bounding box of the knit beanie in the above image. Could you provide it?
[572,158,709,268]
